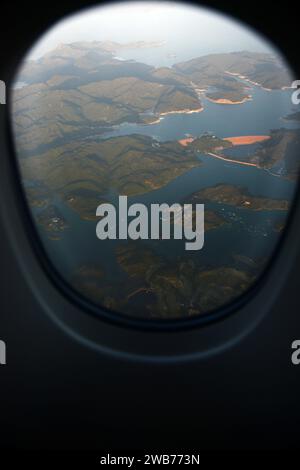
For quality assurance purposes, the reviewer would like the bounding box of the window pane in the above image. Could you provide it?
[11,2,300,320]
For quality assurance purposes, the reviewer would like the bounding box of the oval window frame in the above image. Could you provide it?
[1,1,300,361]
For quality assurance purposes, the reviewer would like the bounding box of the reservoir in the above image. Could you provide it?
[20,44,299,318]
[36,80,300,314]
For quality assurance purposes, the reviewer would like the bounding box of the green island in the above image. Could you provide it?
[187,134,232,152]
[174,51,292,91]
[63,190,108,222]
[186,184,289,211]
[36,205,69,239]
[71,243,256,318]
[191,129,300,181]
[21,133,202,198]
[170,209,228,233]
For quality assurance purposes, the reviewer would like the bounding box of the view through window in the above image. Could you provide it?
[11,2,300,320]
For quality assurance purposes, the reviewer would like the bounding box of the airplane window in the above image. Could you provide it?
[10,2,300,323]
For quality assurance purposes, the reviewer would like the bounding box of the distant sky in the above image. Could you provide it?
[28,1,278,62]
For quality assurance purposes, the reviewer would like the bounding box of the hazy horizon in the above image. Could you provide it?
[26,1,279,64]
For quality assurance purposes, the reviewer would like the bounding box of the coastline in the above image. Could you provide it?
[178,134,270,148]
[146,117,164,125]
[225,70,274,91]
[159,107,204,116]
[146,106,204,125]
[205,134,270,166]
[177,134,270,167]
[206,151,258,167]
[206,95,252,105]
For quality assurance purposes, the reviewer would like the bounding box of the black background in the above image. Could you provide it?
[0,0,300,453]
